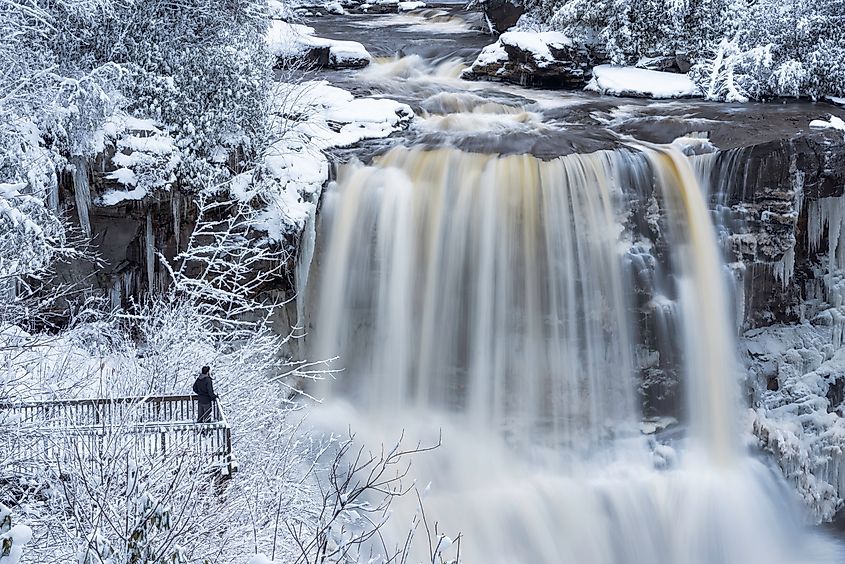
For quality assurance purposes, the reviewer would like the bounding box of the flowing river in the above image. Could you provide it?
[301,6,845,563]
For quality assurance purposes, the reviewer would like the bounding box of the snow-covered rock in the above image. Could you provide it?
[325,1,345,14]
[239,80,413,240]
[744,323,845,522]
[397,0,425,10]
[586,65,702,99]
[266,21,372,69]
[810,115,845,132]
[463,31,598,88]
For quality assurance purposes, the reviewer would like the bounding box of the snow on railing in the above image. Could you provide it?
[0,394,237,477]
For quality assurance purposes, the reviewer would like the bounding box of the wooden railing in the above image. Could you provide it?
[0,394,237,477]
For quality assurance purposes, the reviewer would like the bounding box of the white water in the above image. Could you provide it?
[308,141,843,562]
[642,142,740,464]
[314,147,638,451]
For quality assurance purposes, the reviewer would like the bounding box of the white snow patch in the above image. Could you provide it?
[265,20,371,67]
[499,31,572,66]
[398,1,426,10]
[242,80,413,240]
[586,65,702,99]
[247,555,276,564]
[98,186,148,206]
[810,115,845,132]
[826,97,845,107]
[470,41,509,71]
[106,167,138,187]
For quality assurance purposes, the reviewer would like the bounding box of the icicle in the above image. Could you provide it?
[71,156,92,237]
[773,245,795,289]
[47,176,59,212]
[145,210,155,292]
[792,171,805,220]
[825,196,845,274]
[172,193,181,251]
[110,280,122,310]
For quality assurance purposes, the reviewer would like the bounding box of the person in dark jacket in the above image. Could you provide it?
[193,366,218,422]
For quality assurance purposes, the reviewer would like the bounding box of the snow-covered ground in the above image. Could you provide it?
[586,65,702,99]
[240,80,413,240]
[266,20,372,68]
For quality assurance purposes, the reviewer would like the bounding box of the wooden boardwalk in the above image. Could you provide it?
[0,394,237,477]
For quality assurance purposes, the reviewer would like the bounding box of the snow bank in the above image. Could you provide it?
[586,65,702,99]
[810,115,845,132]
[266,20,371,68]
[826,96,845,107]
[239,81,413,240]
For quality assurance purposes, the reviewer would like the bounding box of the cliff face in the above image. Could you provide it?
[56,150,301,309]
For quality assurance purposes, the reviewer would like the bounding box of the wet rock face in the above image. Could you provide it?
[712,134,845,328]
[479,0,524,33]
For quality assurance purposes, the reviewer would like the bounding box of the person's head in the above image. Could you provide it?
[201,366,210,376]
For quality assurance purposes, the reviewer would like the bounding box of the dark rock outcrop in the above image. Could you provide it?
[462,32,601,88]
[479,0,524,33]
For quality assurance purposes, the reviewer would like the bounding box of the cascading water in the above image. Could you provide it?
[306,56,843,564]
[314,147,637,451]
[642,143,740,463]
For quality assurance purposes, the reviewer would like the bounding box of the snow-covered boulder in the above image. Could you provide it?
[266,21,372,69]
[462,31,599,88]
[586,65,702,99]
[397,1,425,11]
[810,115,845,132]
[325,1,345,14]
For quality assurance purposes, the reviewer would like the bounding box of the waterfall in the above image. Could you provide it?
[145,210,155,292]
[642,143,740,464]
[71,155,92,238]
[308,144,840,563]
[314,147,638,451]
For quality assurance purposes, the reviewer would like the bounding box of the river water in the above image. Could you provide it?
[303,6,845,563]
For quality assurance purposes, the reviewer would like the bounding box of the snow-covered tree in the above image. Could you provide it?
[527,0,845,100]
